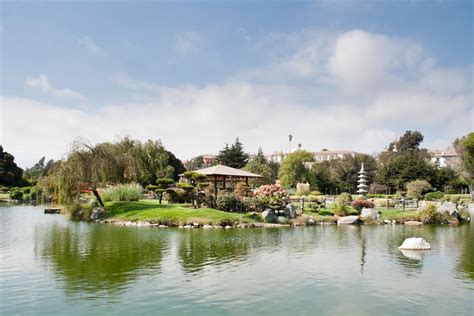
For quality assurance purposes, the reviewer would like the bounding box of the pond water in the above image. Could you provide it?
[0,204,473,315]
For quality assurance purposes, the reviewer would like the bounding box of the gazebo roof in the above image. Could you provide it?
[191,165,262,178]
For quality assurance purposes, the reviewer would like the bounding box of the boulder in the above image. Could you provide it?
[224,225,232,229]
[307,218,315,225]
[202,224,213,229]
[284,204,297,218]
[360,208,379,220]
[337,215,361,225]
[262,208,277,223]
[438,201,456,214]
[277,216,287,224]
[398,237,431,250]
[90,207,106,221]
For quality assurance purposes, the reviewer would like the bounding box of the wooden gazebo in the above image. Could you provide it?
[182,165,262,193]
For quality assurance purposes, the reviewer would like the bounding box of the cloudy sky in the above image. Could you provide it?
[1,1,473,168]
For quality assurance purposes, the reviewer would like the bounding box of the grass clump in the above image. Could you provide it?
[100,183,143,202]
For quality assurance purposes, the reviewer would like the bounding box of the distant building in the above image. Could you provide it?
[428,148,460,169]
[264,149,360,165]
[312,150,359,162]
[201,154,217,166]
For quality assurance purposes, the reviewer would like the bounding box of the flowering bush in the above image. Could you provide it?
[351,199,375,213]
[253,184,289,210]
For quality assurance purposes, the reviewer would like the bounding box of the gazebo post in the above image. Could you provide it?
[214,175,218,194]
[245,177,248,185]
[223,176,226,189]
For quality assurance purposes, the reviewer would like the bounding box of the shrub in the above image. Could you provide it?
[406,180,432,199]
[216,193,243,212]
[373,198,394,208]
[442,195,451,202]
[235,182,250,197]
[351,199,375,213]
[310,191,322,196]
[9,190,23,200]
[424,191,444,201]
[21,187,31,194]
[450,195,461,204]
[241,196,262,212]
[309,197,326,212]
[166,189,188,203]
[253,183,289,210]
[100,183,143,202]
[418,204,447,224]
[333,193,352,216]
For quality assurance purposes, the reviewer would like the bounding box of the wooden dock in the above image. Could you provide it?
[44,208,61,214]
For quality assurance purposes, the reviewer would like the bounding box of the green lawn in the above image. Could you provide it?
[105,200,258,225]
[0,193,9,200]
[378,208,418,221]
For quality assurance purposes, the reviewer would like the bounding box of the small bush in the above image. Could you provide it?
[333,193,352,216]
[450,195,461,204]
[235,182,250,197]
[351,199,375,213]
[100,183,143,202]
[418,204,448,224]
[442,195,451,202]
[373,198,393,208]
[424,191,445,201]
[166,189,188,203]
[9,190,23,200]
[310,191,322,196]
[242,196,262,212]
[216,193,241,212]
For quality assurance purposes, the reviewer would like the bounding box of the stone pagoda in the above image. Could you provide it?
[357,163,368,197]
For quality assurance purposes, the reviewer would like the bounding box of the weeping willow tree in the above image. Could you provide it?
[37,137,178,208]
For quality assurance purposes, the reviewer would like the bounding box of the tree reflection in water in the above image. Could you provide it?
[37,224,168,296]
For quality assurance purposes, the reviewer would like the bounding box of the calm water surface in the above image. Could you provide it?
[1,205,473,315]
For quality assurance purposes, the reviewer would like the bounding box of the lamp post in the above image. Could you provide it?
[288,134,293,154]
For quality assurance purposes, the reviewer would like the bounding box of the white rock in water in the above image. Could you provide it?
[399,249,427,260]
[398,237,431,250]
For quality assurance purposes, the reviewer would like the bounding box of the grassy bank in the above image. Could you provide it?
[105,200,258,226]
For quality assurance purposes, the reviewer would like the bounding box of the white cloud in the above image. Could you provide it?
[175,31,201,54]
[4,29,473,167]
[25,74,86,100]
[77,36,105,55]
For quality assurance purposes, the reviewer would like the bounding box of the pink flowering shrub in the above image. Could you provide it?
[351,199,375,213]
[253,184,290,210]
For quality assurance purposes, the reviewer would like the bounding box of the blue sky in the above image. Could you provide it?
[1,0,473,167]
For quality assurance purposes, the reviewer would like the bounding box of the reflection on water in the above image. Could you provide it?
[1,205,473,315]
[37,224,168,295]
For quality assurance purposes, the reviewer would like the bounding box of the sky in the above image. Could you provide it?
[1,0,473,168]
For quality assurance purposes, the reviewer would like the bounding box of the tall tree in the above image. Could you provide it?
[278,150,314,188]
[0,146,25,187]
[23,156,54,184]
[377,131,434,190]
[244,147,273,186]
[454,132,474,199]
[216,138,249,168]
[389,130,424,152]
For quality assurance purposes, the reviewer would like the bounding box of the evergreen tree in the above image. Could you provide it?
[244,147,273,186]
[454,132,474,198]
[216,138,249,168]
[0,146,25,187]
